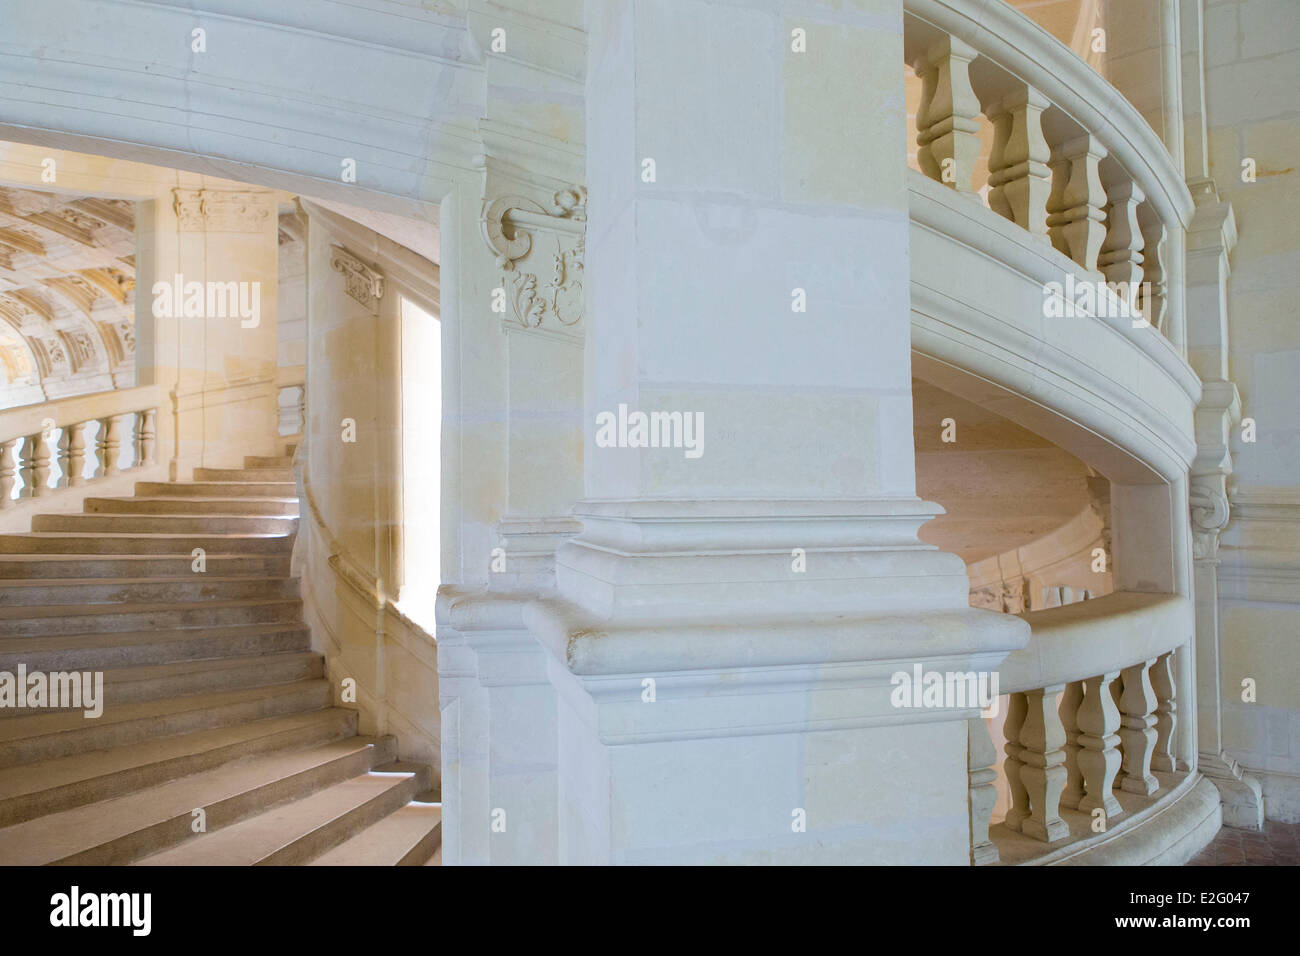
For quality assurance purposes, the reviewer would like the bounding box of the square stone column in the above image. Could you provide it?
[135,182,282,476]
[518,0,1028,865]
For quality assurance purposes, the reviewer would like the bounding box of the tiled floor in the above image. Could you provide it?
[1187,820,1300,865]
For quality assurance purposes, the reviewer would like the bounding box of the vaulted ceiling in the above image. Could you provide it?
[0,184,136,408]
[913,379,1096,564]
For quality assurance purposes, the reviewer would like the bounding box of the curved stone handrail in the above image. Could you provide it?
[999,591,1190,694]
[909,170,1199,485]
[967,590,1191,862]
[0,383,159,442]
[905,0,1193,230]
[904,0,1193,355]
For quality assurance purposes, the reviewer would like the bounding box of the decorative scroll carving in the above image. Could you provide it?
[330,245,385,313]
[172,189,272,233]
[1189,476,1230,561]
[482,186,586,340]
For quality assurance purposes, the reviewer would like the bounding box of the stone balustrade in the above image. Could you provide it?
[968,592,1191,864]
[0,385,161,505]
[904,0,1192,345]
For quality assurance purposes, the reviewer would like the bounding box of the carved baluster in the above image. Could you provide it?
[988,88,1052,240]
[1046,134,1109,273]
[1120,658,1160,795]
[1139,214,1168,333]
[914,60,938,175]
[96,415,124,478]
[1100,179,1146,320]
[986,101,1013,219]
[1046,153,1071,256]
[57,422,88,488]
[1003,691,1030,832]
[1019,685,1069,842]
[134,409,157,467]
[0,439,17,509]
[1077,672,1123,821]
[914,36,981,194]
[968,717,1000,865]
[1059,680,1085,809]
[20,431,52,497]
[297,386,306,434]
[1110,671,1125,791]
[1151,651,1178,772]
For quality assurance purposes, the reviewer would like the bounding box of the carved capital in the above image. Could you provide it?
[329,245,385,313]
[172,189,273,233]
[481,186,586,341]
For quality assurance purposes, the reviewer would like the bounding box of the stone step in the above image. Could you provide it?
[0,553,292,579]
[0,622,312,672]
[134,764,430,865]
[84,496,300,516]
[0,736,395,865]
[193,467,294,482]
[33,513,299,535]
[0,652,322,717]
[0,575,299,607]
[308,799,442,865]
[136,481,297,498]
[0,679,332,769]
[0,597,303,637]
[0,708,357,828]
[0,465,432,868]
[0,533,293,555]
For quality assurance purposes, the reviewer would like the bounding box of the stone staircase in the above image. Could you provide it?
[0,450,441,866]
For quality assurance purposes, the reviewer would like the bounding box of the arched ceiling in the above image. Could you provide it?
[0,184,136,407]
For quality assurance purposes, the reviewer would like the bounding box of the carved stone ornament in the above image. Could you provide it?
[970,585,1003,612]
[1190,476,1231,561]
[172,189,273,233]
[116,321,135,354]
[481,186,586,339]
[970,577,1029,614]
[330,245,385,313]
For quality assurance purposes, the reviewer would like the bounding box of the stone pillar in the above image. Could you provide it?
[433,0,589,865]
[521,0,1027,865]
[135,182,281,478]
[1184,178,1263,829]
